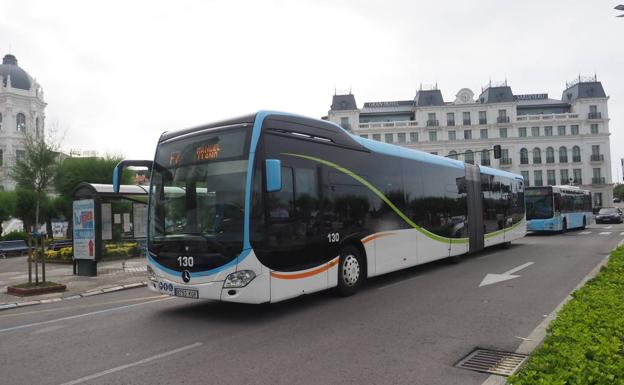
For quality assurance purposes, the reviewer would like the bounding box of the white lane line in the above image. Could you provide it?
[579,231,592,235]
[377,275,422,290]
[58,342,203,385]
[0,297,172,334]
[604,226,613,229]
[599,232,612,235]
[620,232,624,236]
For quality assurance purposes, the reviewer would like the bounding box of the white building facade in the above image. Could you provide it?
[0,54,47,191]
[327,77,613,207]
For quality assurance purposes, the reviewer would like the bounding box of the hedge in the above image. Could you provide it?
[509,246,624,385]
[0,231,29,241]
[44,242,141,261]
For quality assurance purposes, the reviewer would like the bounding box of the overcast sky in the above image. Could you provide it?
[2,0,623,179]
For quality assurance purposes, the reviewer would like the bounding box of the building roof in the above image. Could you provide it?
[414,89,445,107]
[331,94,358,110]
[0,54,32,90]
[562,81,607,102]
[478,86,515,104]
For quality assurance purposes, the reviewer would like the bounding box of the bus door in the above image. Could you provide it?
[466,165,484,253]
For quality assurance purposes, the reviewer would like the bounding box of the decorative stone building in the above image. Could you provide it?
[0,54,47,191]
[327,77,613,207]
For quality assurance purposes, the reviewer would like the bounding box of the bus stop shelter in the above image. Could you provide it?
[71,183,149,276]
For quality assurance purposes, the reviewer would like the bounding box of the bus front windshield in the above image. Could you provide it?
[525,188,554,220]
[149,127,249,251]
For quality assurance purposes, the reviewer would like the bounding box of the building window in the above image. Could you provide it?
[531,126,540,137]
[372,134,381,141]
[591,145,601,161]
[497,109,509,123]
[546,147,555,163]
[572,146,581,162]
[501,149,509,162]
[447,112,455,126]
[427,113,438,127]
[465,150,474,164]
[384,133,393,143]
[0,112,3,130]
[462,112,471,125]
[448,130,456,140]
[593,192,603,207]
[499,127,508,138]
[429,131,438,142]
[0,149,3,167]
[521,171,530,186]
[448,150,458,160]
[16,113,26,132]
[520,148,529,164]
[559,146,568,163]
[544,126,553,136]
[573,168,582,184]
[397,132,406,143]
[478,111,487,125]
[557,125,566,136]
[410,132,418,142]
[593,168,602,184]
[571,125,579,135]
[480,129,488,139]
[534,170,543,187]
[464,130,472,140]
[481,150,490,166]
[16,149,26,162]
[560,169,569,185]
[547,170,556,185]
[519,127,527,137]
[340,117,350,130]
[533,147,542,164]
[590,124,599,134]
[360,134,368,139]
[588,105,601,119]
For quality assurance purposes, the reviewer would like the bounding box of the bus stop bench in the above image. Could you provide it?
[47,240,73,251]
[0,240,30,258]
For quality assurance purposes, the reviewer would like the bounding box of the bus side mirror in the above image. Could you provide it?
[265,159,282,192]
[113,160,154,193]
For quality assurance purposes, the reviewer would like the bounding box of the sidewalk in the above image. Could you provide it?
[0,256,148,307]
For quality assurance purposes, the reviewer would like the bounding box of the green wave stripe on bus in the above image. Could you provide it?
[283,153,469,245]
[484,218,525,239]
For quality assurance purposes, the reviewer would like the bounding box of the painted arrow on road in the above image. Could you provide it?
[479,262,534,287]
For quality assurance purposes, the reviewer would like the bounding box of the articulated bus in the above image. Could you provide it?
[525,185,592,232]
[114,111,526,303]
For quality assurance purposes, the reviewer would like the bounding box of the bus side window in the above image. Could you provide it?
[268,166,295,219]
[554,193,562,212]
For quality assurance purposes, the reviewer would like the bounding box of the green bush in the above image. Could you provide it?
[509,246,624,384]
[1,231,29,241]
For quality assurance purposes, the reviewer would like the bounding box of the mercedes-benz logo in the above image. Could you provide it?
[182,270,191,283]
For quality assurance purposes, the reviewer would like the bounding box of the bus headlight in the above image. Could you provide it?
[224,270,256,288]
[147,265,157,282]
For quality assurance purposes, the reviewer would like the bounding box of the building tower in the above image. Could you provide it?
[0,54,47,191]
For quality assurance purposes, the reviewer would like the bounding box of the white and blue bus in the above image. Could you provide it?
[525,185,592,232]
[114,111,526,303]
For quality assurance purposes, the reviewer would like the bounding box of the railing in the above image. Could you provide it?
[547,180,557,186]
[591,154,604,162]
[559,157,568,163]
[479,119,487,125]
[426,120,439,127]
[520,158,529,165]
[481,159,491,166]
[546,157,555,163]
[574,178,583,185]
[341,123,351,131]
[497,116,510,123]
[516,113,580,122]
[572,156,581,163]
[500,158,512,165]
[588,112,602,119]
[358,120,419,129]
[592,177,606,185]
[463,119,471,125]
[447,120,455,126]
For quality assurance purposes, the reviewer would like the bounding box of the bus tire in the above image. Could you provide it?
[336,245,364,297]
[561,219,567,233]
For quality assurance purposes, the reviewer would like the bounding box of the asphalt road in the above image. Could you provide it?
[1,223,623,385]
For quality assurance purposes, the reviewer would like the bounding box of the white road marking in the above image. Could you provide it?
[620,232,624,236]
[479,262,534,287]
[377,275,422,290]
[58,342,203,385]
[0,297,172,334]
[579,231,592,235]
[604,226,613,229]
[599,232,612,235]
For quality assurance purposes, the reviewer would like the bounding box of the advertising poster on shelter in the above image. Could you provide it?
[73,199,96,260]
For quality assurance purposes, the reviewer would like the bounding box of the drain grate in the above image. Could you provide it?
[456,348,529,376]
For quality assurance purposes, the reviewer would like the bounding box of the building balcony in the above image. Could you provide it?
[546,157,555,164]
[590,154,604,162]
[500,158,512,166]
[463,120,471,125]
[592,177,606,185]
[479,119,487,125]
[516,113,580,122]
[497,116,510,123]
[447,120,455,126]
[572,157,582,163]
[574,178,583,185]
[588,112,602,119]
[357,120,419,129]
[341,123,351,131]
[520,159,529,165]
[426,120,439,127]
[481,159,491,166]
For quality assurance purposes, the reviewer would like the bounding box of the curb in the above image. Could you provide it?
[481,239,624,385]
[0,281,148,311]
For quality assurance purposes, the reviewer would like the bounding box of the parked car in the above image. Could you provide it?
[614,197,622,203]
[595,207,624,224]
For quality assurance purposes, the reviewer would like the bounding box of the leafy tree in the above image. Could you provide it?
[9,132,60,232]
[0,191,18,234]
[614,184,624,201]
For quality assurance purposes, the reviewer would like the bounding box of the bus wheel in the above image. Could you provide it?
[336,246,364,296]
[562,219,567,233]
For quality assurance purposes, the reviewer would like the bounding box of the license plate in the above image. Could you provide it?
[174,288,199,299]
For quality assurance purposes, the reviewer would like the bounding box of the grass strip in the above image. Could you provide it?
[509,246,624,385]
